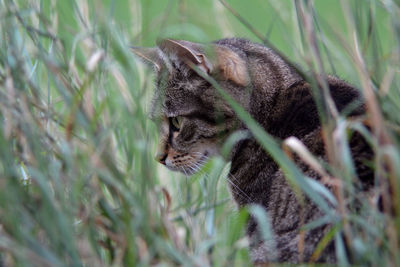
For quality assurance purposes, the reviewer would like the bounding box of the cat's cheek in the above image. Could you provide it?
[196,144,219,158]
[162,149,190,171]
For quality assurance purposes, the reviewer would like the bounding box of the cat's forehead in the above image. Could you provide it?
[150,69,212,118]
[148,46,222,119]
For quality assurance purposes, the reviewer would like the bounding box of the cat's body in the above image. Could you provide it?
[132,38,372,263]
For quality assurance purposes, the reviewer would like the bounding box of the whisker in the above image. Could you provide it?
[181,166,189,177]
[195,160,252,203]
[189,165,198,175]
[225,174,252,202]
[179,153,252,202]
[190,163,204,174]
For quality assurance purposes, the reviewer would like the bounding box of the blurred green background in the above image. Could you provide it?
[0,0,399,266]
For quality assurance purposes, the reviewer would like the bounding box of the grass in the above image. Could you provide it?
[0,0,399,266]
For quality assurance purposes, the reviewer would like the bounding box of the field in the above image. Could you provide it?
[0,0,399,266]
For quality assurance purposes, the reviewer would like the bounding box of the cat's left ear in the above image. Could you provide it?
[157,39,250,86]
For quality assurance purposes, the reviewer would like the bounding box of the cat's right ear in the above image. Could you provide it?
[130,46,162,71]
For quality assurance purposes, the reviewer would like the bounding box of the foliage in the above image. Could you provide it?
[0,0,399,266]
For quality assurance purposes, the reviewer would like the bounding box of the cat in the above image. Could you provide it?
[131,38,373,263]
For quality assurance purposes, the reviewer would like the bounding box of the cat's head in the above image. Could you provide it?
[132,39,250,174]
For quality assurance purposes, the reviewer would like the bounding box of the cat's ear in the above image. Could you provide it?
[213,46,250,86]
[157,39,249,86]
[130,46,162,71]
[157,39,213,74]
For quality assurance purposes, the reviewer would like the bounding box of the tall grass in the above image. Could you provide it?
[0,0,399,266]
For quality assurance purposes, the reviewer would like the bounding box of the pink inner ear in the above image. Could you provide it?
[195,54,213,74]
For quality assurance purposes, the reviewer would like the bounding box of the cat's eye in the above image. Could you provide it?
[170,116,182,131]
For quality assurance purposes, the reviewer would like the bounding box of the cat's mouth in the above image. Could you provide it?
[164,150,210,176]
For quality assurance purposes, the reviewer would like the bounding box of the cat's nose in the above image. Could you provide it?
[155,152,167,165]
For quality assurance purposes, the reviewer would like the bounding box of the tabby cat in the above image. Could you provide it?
[131,38,372,263]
